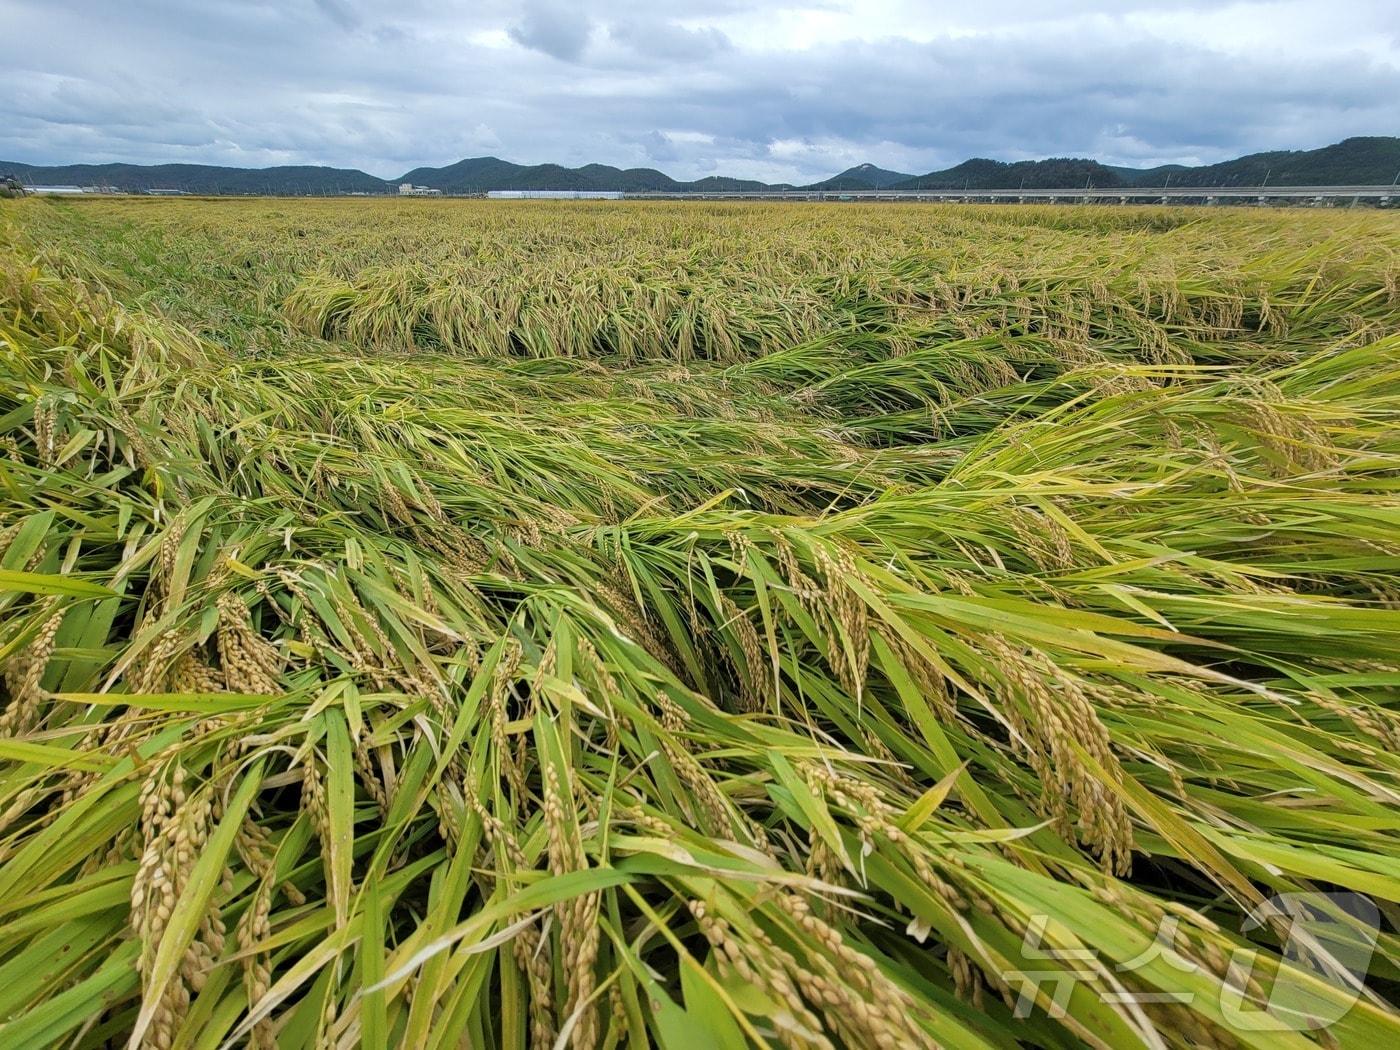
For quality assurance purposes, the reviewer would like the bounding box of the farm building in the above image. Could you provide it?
[399,183,442,196]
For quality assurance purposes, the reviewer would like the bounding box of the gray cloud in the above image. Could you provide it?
[606,20,732,64]
[2,0,1397,182]
[312,0,361,31]
[508,2,594,62]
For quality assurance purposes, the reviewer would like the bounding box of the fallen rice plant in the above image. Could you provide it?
[1,197,1399,1048]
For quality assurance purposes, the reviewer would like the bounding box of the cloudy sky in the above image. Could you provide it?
[3,0,1398,181]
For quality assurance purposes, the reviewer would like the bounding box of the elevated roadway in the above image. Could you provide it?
[621,185,1396,205]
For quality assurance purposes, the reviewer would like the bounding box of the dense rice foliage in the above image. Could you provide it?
[2,197,1400,1049]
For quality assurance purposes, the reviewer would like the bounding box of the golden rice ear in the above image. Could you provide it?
[0,598,64,736]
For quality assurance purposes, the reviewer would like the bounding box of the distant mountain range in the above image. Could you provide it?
[5,137,1397,196]
[396,157,781,194]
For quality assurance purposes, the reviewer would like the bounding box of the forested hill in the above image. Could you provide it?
[0,161,388,195]
[894,158,1124,190]
[1110,137,1400,188]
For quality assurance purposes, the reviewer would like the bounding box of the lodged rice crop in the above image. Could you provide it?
[1,196,1399,1049]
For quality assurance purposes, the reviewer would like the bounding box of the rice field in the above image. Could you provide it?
[2,196,1400,1049]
